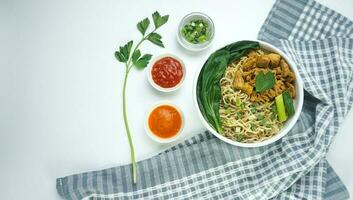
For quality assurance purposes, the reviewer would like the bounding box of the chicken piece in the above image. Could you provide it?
[242,70,253,77]
[244,74,252,82]
[248,51,259,58]
[264,88,276,98]
[242,83,253,96]
[233,70,254,95]
[250,92,270,103]
[273,80,286,94]
[268,53,281,67]
[233,70,244,90]
[286,71,296,82]
[280,59,290,77]
[253,68,268,75]
[257,55,271,68]
[285,82,296,98]
[243,57,257,71]
[273,67,282,75]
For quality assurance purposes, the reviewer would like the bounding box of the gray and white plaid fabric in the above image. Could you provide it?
[56,0,353,199]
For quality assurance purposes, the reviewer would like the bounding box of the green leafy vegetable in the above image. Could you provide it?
[196,41,259,132]
[255,71,275,92]
[283,90,295,117]
[275,94,288,122]
[114,11,168,184]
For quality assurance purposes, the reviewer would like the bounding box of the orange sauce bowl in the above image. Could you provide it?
[145,102,184,143]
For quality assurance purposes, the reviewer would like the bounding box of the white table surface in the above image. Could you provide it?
[1,0,352,199]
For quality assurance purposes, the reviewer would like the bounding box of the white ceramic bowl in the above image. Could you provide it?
[193,40,304,148]
[146,53,186,92]
[145,101,185,143]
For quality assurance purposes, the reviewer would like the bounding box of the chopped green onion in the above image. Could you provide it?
[240,103,245,109]
[236,112,243,118]
[250,123,256,131]
[271,104,277,113]
[271,113,277,121]
[181,19,210,44]
[235,127,241,133]
[257,114,265,120]
[259,118,267,126]
[236,134,244,142]
[236,98,242,107]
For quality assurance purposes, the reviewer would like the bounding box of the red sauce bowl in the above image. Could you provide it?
[147,54,186,92]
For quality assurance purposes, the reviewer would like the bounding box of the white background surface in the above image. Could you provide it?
[1,0,352,199]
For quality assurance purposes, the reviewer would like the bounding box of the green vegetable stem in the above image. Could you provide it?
[275,94,288,122]
[114,11,169,184]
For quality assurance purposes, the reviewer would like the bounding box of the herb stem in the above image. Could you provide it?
[122,63,137,183]
[127,38,144,71]
[127,29,157,72]
[122,28,158,184]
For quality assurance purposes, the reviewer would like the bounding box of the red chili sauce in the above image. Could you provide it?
[151,57,183,88]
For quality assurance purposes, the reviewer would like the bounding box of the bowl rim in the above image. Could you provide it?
[176,12,215,51]
[144,101,185,143]
[192,39,304,148]
[146,53,186,92]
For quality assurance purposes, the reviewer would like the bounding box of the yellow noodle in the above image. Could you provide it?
[219,50,283,143]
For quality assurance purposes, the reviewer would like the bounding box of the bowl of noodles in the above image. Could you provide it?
[193,40,304,147]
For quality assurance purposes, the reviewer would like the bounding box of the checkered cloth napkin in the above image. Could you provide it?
[56,0,353,199]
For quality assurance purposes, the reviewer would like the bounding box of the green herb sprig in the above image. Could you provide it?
[114,11,169,184]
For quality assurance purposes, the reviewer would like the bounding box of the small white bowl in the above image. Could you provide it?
[193,40,304,148]
[146,54,186,92]
[177,12,215,51]
[145,101,184,143]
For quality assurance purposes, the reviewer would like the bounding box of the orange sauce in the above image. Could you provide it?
[148,105,182,139]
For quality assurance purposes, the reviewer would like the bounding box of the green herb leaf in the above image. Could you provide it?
[115,51,125,63]
[152,11,169,29]
[236,134,244,142]
[137,18,150,35]
[255,72,275,92]
[147,33,164,47]
[116,40,133,63]
[283,90,295,117]
[133,54,152,69]
[132,49,141,63]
